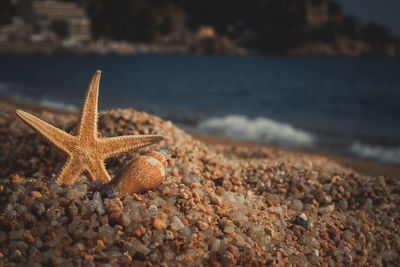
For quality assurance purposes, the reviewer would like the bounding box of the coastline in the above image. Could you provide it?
[191,133,400,179]
[2,98,398,179]
[0,43,399,58]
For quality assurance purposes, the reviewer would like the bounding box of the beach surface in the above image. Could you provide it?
[0,99,399,265]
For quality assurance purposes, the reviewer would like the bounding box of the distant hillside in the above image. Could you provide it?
[1,0,399,56]
[74,0,399,56]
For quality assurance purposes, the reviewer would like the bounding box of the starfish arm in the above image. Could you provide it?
[56,157,84,185]
[86,159,111,183]
[100,135,165,158]
[16,109,76,153]
[73,70,101,140]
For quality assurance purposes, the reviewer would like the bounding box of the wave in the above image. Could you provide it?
[37,99,78,112]
[197,115,314,147]
[349,142,400,164]
[7,95,78,112]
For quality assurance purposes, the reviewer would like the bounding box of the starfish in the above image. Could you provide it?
[16,70,164,185]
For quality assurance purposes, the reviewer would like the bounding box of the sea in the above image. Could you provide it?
[0,54,399,164]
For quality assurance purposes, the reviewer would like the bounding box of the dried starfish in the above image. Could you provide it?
[16,70,164,185]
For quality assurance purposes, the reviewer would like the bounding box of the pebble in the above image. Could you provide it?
[182,174,200,186]
[0,104,399,266]
[223,225,235,234]
[290,199,303,211]
[30,191,42,198]
[153,218,167,230]
[170,216,184,231]
[211,238,221,252]
[209,192,222,206]
[148,205,158,216]
[299,213,308,221]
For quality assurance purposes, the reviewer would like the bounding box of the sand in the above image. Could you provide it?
[0,99,399,266]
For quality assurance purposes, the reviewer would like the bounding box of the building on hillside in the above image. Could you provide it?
[196,26,216,40]
[160,4,190,43]
[304,0,329,27]
[30,0,91,43]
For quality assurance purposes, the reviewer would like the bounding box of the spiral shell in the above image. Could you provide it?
[111,148,169,195]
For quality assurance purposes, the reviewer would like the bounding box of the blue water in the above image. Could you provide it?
[0,54,399,164]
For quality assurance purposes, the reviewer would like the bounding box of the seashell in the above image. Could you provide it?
[110,147,169,195]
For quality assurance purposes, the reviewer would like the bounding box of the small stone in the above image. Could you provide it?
[182,174,200,186]
[182,226,192,241]
[223,225,235,234]
[290,199,303,211]
[11,174,23,184]
[231,176,242,185]
[35,239,43,249]
[299,213,308,221]
[93,191,105,215]
[165,230,174,240]
[153,218,167,230]
[120,212,131,227]
[209,192,222,206]
[314,249,319,257]
[236,234,246,246]
[338,199,349,210]
[170,216,184,231]
[30,191,42,198]
[32,202,45,216]
[48,182,60,194]
[97,239,105,250]
[120,253,133,264]
[294,213,308,229]
[148,205,158,216]
[9,249,22,261]
[266,193,280,205]
[222,179,233,190]
[211,238,221,252]
[215,186,225,196]
[23,230,35,244]
[135,242,151,255]
[324,195,333,204]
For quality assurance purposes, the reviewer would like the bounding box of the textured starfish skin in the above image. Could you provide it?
[16,70,164,185]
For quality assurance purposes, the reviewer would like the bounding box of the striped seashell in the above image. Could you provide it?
[110,147,169,195]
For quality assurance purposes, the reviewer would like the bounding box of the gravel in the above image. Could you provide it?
[0,103,399,266]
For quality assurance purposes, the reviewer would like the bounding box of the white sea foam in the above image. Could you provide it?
[6,95,78,112]
[197,115,314,147]
[38,99,78,112]
[349,142,400,164]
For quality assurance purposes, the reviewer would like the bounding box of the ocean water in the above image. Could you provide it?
[0,54,399,164]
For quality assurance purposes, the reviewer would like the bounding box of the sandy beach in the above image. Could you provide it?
[0,99,399,265]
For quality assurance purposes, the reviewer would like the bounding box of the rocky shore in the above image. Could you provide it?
[0,101,399,266]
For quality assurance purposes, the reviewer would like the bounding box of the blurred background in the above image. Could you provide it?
[0,0,399,165]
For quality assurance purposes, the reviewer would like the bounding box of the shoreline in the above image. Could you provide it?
[0,44,399,58]
[2,98,399,179]
[1,97,400,265]
[191,133,400,179]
